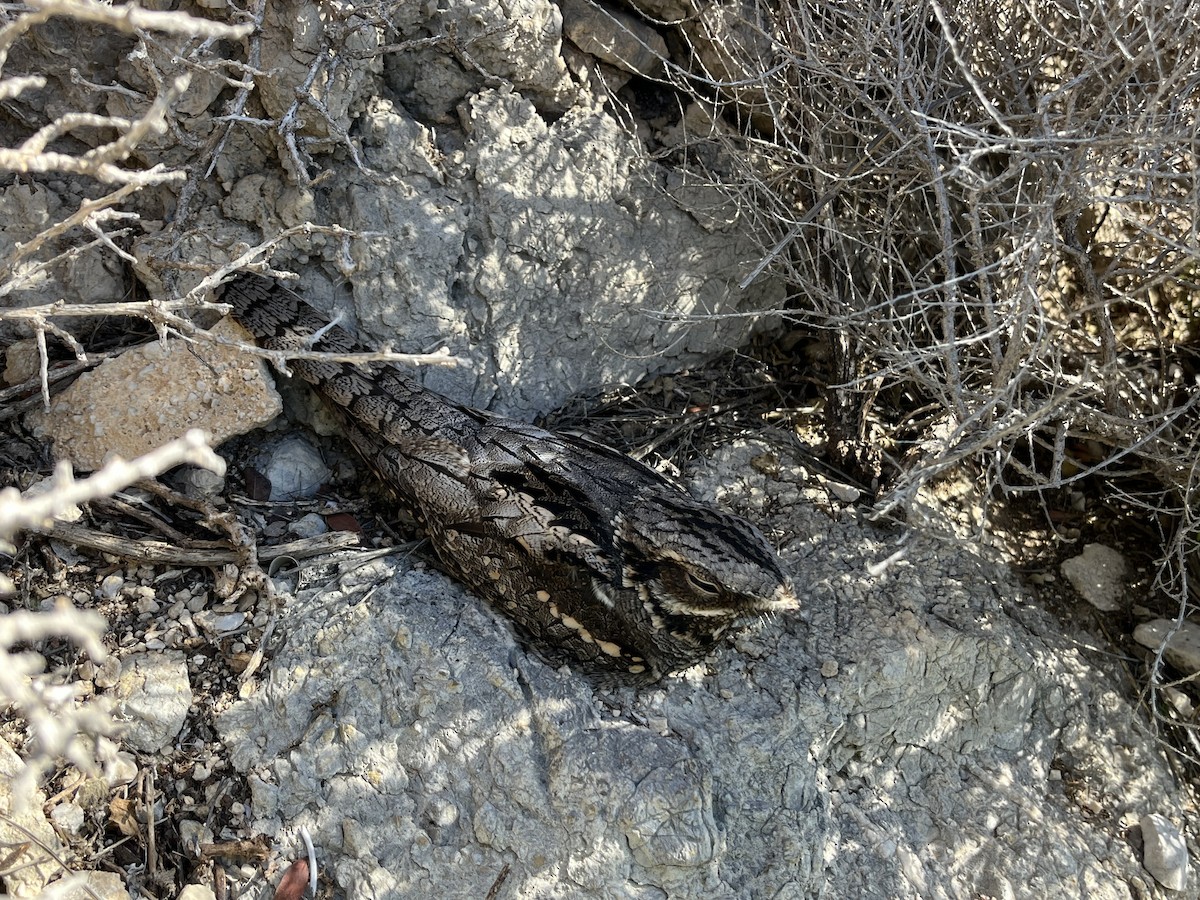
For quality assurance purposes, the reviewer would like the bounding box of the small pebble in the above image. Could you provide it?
[828,482,861,503]
[94,657,122,689]
[1141,813,1189,890]
[105,752,139,787]
[98,574,124,600]
[1061,543,1127,611]
[50,802,85,834]
[138,596,160,614]
[291,512,329,538]
[1134,620,1200,675]
[195,611,246,635]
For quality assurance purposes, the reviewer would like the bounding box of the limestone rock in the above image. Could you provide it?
[1141,813,1189,891]
[219,443,1186,898]
[258,435,331,501]
[27,317,281,472]
[0,738,63,898]
[1133,619,1200,675]
[311,87,786,420]
[49,870,131,900]
[112,652,193,753]
[1061,543,1127,611]
[561,0,668,76]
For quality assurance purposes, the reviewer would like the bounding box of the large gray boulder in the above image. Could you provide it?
[219,443,1189,898]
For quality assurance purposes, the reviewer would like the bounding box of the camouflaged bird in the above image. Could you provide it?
[220,273,796,683]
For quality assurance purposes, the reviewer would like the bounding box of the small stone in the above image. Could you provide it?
[25,316,281,472]
[1163,687,1195,717]
[50,801,86,834]
[105,751,139,787]
[93,656,122,689]
[262,435,330,500]
[1133,620,1200,675]
[97,574,125,600]
[177,885,218,900]
[192,762,211,781]
[4,337,39,385]
[290,512,329,538]
[820,659,839,678]
[112,652,193,752]
[53,869,131,899]
[828,482,861,503]
[1060,543,1126,611]
[174,465,227,498]
[1141,813,1189,890]
[20,476,83,524]
[178,820,214,852]
[136,593,160,614]
[194,611,246,635]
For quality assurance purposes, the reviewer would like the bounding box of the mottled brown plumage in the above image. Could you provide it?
[220,274,796,683]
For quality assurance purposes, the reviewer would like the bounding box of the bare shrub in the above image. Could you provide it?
[654,0,1200,748]
[0,0,243,853]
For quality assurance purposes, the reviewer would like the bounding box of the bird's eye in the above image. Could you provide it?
[684,571,720,595]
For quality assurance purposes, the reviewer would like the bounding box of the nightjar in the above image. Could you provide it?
[220,274,796,683]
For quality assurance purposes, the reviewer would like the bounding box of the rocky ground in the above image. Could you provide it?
[0,1,1197,899]
[4,348,1198,898]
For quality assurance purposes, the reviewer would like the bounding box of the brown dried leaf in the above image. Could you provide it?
[109,797,141,838]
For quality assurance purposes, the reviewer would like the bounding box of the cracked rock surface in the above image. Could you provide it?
[219,443,1190,899]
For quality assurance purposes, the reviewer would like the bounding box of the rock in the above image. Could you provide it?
[561,0,668,77]
[51,871,132,900]
[290,512,329,538]
[3,337,40,385]
[0,737,63,898]
[97,574,124,600]
[173,464,227,498]
[384,0,575,122]
[0,182,124,310]
[1060,543,1127,611]
[178,820,215,855]
[194,611,246,636]
[20,476,83,524]
[176,885,217,900]
[1141,813,1189,890]
[112,652,192,753]
[254,0,378,142]
[218,442,1185,898]
[260,436,330,501]
[49,801,86,834]
[1133,619,1200,675]
[26,318,281,472]
[283,79,789,422]
[103,751,139,787]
